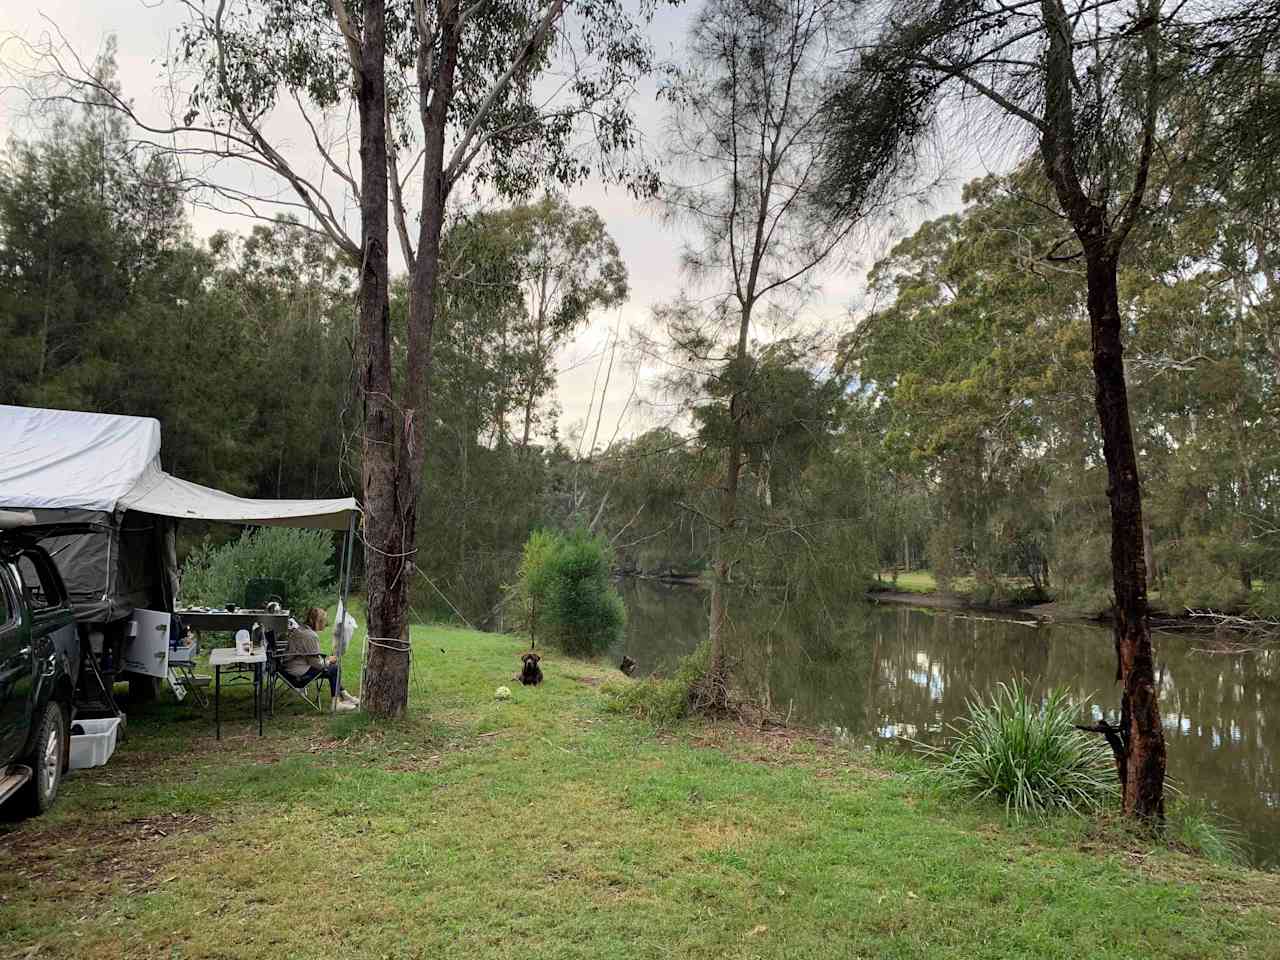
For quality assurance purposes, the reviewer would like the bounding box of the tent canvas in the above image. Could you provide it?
[0,405,360,623]
[0,405,359,529]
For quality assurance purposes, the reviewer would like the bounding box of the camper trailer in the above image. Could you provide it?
[0,405,360,728]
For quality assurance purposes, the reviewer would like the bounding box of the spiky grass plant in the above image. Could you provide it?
[920,679,1117,819]
[1167,800,1246,865]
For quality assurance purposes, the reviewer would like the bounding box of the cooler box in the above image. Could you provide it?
[69,718,122,769]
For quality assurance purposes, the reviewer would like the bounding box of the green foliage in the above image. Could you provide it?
[515,528,626,656]
[179,527,335,612]
[919,679,1117,819]
[412,198,627,624]
[1166,799,1247,865]
[603,641,711,725]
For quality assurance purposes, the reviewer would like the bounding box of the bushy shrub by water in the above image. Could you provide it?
[516,528,626,657]
[180,527,335,612]
[604,641,710,725]
[920,679,1116,818]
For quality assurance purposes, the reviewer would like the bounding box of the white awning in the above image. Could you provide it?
[2,405,360,529]
[120,462,360,530]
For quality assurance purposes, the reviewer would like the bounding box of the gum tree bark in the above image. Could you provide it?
[350,0,407,715]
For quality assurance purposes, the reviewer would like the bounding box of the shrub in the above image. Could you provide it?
[515,528,626,656]
[604,641,710,725]
[180,526,335,612]
[919,679,1116,818]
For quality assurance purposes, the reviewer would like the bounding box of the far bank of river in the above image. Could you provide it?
[610,578,1280,870]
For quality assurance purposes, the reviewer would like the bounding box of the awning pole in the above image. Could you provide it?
[338,511,359,701]
[339,511,356,616]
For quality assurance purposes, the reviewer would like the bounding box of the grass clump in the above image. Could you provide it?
[919,678,1116,818]
[1167,799,1247,865]
[604,641,710,724]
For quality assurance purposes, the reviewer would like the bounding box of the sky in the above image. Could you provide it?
[0,1,995,448]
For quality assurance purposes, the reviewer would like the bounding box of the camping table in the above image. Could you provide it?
[176,609,290,638]
[209,646,267,740]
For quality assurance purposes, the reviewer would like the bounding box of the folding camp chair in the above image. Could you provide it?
[264,624,331,713]
[168,632,211,707]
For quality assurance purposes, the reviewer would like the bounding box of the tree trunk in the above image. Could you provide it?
[1084,248,1166,821]
[364,5,463,717]
[706,424,742,707]
[1142,517,1156,588]
[705,299,753,709]
[520,266,549,450]
[356,0,408,717]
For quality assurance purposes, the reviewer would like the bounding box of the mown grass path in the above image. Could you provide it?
[2,622,1277,959]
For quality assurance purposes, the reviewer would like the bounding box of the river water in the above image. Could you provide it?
[612,579,1280,870]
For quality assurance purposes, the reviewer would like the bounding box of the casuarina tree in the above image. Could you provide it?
[820,0,1233,819]
[656,0,919,709]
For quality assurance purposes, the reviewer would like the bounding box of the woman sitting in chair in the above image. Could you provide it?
[285,607,359,711]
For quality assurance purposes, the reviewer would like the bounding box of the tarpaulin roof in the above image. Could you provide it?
[120,461,360,530]
[0,405,360,529]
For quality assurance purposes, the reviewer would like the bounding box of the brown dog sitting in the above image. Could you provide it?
[519,652,543,686]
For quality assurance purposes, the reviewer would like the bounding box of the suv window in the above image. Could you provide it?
[16,551,62,611]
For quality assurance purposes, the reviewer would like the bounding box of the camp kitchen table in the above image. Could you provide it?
[177,610,290,739]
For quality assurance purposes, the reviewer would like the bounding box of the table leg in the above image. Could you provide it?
[256,663,263,737]
[215,665,221,741]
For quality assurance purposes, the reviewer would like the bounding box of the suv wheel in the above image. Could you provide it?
[20,702,66,815]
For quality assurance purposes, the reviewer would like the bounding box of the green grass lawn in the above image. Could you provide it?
[2,618,1277,959]
[881,570,939,594]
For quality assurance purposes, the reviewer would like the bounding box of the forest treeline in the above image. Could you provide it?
[3,41,1278,624]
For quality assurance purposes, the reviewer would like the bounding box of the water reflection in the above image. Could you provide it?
[613,579,1280,869]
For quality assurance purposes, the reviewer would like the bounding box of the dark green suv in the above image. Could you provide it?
[0,536,78,815]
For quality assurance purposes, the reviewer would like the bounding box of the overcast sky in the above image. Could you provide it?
[0,1,997,447]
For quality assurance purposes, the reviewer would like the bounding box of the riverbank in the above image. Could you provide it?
[870,571,1133,625]
[2,622,1276,959]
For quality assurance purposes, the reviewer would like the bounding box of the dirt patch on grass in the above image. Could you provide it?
[0,813,217,896]
[682,721,891,780]
[383,753,445,772]
[684,818,755,849]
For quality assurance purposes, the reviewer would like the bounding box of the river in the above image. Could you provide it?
[611,579,1280,870]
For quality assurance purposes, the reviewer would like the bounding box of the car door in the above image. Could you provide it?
[0,564,31,760]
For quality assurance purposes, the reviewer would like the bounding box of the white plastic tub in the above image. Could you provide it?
[69,717,121,770]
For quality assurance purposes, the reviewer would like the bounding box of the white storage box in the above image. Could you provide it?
[69,718,121,770]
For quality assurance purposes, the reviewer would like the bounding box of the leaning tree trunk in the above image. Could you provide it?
[1084,245,1167,821]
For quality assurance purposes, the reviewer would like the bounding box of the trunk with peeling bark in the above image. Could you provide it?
[1033,0,1166,822]
[1083,247,1166,820]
